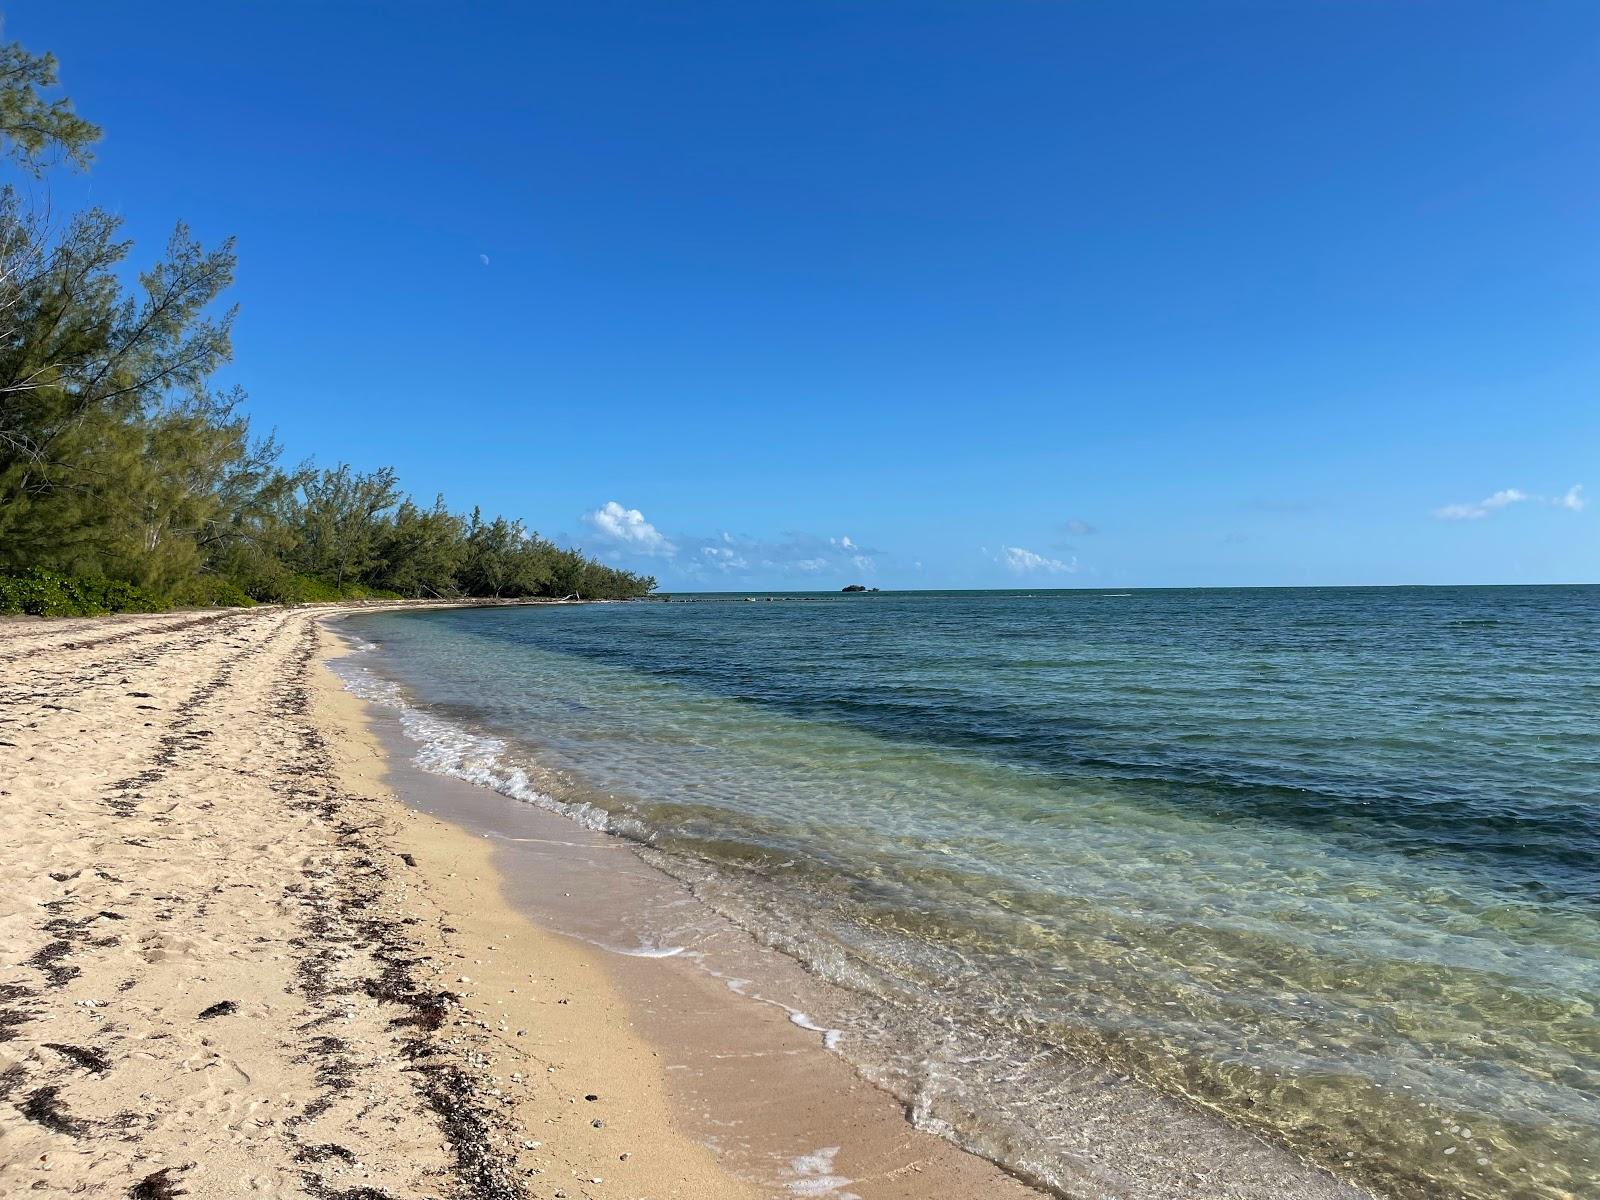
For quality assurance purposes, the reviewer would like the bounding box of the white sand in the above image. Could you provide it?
[0,605,756,1198]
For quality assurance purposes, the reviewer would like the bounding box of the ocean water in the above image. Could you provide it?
[340,587,1599,1200]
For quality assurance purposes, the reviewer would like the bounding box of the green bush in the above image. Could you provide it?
[284,574,346,603]
[167,575,257,609]
[251,574,405,605]
[0,566,410,617]
[0,568,169,617]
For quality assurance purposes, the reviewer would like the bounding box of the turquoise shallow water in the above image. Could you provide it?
[344,587,1599,1199]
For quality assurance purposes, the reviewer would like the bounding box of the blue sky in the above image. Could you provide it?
[15,2,1596,588]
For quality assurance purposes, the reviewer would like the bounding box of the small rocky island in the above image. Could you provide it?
[841,584,880,593]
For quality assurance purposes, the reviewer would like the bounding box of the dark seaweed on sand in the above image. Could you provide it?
[43,1041,110,1073]
[21,1084,90,1136]
[128,1167,187,1198]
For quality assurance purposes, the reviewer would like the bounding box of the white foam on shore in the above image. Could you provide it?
[607,942,687,958]
[789,1010,845,1050]
[332,655,630,839]
[783,1146,859,1198]
[485,832,628,851]
[335,651,700,967]
[721,977,845,1051]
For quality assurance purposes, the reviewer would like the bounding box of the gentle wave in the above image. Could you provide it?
[337,659,627,837]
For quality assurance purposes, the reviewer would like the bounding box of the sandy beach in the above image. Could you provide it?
[2,12,1589,1200]
[0,603,1045,1198]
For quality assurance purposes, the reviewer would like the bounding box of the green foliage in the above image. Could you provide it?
[0,38,101,173]
[269,575,399,605]
[0,30,656,616]
[0,567,166,617]
[376,496,466,598]
[0,204,243,586]
[165,574,256,609]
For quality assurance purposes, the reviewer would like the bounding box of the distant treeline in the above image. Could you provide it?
[0,37,653,616]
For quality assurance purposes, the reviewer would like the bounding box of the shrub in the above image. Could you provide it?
[248,574,405,605]
[0,568,169,617]
[167,575,256,609]
[290,575,346,603]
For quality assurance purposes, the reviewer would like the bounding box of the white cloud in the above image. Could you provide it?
[578,512,889,580]
[700,544,748,570]
[1060,519,1097,536]
[676,531,881,579]
[582,501,675,554]
[999,545,1078,574]
[1434,489,1530,521]
[1433,485,1589,521]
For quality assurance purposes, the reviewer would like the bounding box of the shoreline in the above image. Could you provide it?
[0,601,1046,1198]
[311,619,769,1199]
[326,608,1378,1200]
[0,599,1385,1199]
[318,614,1052,1199]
